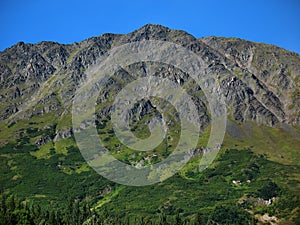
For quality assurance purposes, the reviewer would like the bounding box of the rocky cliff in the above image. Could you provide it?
[0,24,299,141]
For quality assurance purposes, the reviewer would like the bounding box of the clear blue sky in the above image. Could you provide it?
[1,0,299,53]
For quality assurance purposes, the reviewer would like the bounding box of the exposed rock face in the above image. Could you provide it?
[35,136,52,146]
[201,36,300,125]
[54,128,74,142]
[0,24,299,142]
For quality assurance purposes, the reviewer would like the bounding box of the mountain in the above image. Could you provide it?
[1,25,300,125]
[0,24,299,224]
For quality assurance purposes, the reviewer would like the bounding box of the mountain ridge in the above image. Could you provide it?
[0,24,299,127]
[0,24,299,166]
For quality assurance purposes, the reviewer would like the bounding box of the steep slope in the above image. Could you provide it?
[0,24,300,224]
[201,36,300,125]
[0,25,299,128]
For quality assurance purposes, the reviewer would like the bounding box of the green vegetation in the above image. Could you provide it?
[1,133,300,224]
[223,121,300,166]
[95,98,182,166]
[30,141,54,159]
[2,193,244,225]
[1,25,300,224]
[0,109,300,224]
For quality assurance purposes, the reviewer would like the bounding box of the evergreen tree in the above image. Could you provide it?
[1,193,7,215]
[194,212,203,225]
[73,201,80,225]
[158,212,167,225]
[49,210,57,225]
[175,213,182,225]
[8,195,16,212]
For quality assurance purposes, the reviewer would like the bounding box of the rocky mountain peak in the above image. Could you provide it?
[0,25,299,128]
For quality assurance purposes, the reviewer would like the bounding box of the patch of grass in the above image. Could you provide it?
[93,186,125,210]
[222,121,300,166]
[54,137,74,155]
[233,68,244,79]
[30,142,54,159]
[0,112,57,144]
[56,112,72,130]
[76,163,90,173]
[291,89,300,100]
[66,47,81,64]
[12,174,22,180]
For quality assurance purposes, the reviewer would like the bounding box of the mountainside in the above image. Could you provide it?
[0,25,299,126]
[0,24,300,224]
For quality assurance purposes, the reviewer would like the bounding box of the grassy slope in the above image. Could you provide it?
[0,113,299,222]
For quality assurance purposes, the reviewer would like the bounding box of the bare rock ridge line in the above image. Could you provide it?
[0,24,299,133]
[200,36,299,123]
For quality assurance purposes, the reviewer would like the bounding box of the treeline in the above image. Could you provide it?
[0,193,255,225]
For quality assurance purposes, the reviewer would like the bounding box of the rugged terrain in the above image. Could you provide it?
[0,24,300,224]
